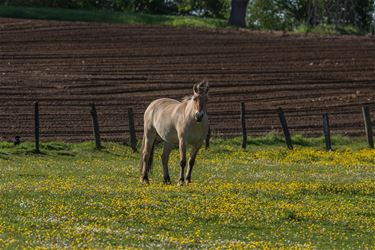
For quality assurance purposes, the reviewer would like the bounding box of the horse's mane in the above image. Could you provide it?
[181,95,192,103]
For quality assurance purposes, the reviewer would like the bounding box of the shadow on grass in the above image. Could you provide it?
[208,131,370,151]
[0,152,10,160]
[25,149,47,156]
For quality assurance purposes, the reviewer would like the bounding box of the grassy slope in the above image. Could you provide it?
[0,136,374,248]
[0,5,228,28]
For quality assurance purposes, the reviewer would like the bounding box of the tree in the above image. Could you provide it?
[229,0,250,27]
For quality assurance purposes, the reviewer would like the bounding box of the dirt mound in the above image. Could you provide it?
[1,18,374,142]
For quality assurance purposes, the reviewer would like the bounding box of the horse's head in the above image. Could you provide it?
[192,80,209,122]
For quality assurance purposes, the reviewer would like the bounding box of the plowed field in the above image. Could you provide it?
[1,18,375,142]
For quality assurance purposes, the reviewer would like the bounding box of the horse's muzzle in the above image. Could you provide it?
[195,111,204,122]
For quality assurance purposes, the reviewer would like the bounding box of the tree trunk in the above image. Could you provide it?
[229,0,250,27]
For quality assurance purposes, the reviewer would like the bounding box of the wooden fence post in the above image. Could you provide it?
[205,127,211,149]
[128,107,137,152]
[34,101,41,153]
[322,113,332,151]
[362,106,374,148]
[277,107,293,150]
[240,102,247,149]
[90,104,102,150]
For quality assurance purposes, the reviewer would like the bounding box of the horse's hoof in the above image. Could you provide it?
[163,176,171,185]
[140,177,149,185]
[164,180,171,185]
[186,178,191,184]
[143,180,150,185]
[177,180,184,186]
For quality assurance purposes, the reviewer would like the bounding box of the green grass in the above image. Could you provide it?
[294,23,363,36]
[0,5,228,28]
[0,136,374,248]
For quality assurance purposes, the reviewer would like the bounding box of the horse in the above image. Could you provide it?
[140,80,209,185]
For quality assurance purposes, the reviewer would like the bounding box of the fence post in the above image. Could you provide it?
[90,103,102,150]
[205,127,211,149]
[323,113,332,151]
[128,107,137,152]
[362,106,374,148]
[277,107,293,150]
[34,101,41,153]
[240,102,247,149]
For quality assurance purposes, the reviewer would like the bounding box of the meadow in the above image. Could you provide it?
[0,135,374,249]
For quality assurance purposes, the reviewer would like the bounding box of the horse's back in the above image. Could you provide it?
[145,98,182,119]
[147,98,180,109]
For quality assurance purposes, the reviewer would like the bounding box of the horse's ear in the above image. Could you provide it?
[204,82,209,94]
[196,80,209,94]
[193,83,199,95]
[199,80,209,94]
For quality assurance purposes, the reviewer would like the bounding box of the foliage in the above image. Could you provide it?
[321,0,374,32]
[177,0,230,18]
[0,137,375,248]
[247,0,287,30]
[247,0,375,34]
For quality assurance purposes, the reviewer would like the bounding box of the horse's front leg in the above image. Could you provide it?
[178,137,187,186]
[186,146,199,183]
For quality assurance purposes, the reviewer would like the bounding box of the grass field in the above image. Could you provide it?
[0,5,228,28]
[0,135,374,248]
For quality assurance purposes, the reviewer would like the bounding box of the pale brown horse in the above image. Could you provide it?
[140,81,209,185]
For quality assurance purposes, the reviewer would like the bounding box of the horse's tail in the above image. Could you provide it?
[139,136,155,175]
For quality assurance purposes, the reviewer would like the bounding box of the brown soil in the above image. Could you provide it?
[1,18,375,142]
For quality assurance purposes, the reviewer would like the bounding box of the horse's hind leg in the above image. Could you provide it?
[177,137,187,186]
[140,129,156,184]
[161,142,172,184]
[186,146,200,183]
